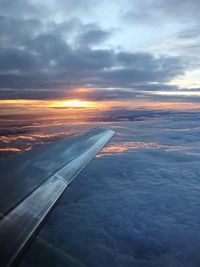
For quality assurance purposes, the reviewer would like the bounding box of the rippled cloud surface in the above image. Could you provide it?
[5,111,199,267]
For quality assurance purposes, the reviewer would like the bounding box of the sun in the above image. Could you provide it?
[51,99,96,108]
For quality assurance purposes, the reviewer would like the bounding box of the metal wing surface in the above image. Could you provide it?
[0,128,115,267]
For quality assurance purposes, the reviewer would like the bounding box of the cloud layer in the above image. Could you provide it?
[18,112,200,267]
[1,0,198,102]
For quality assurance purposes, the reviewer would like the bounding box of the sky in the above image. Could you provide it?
[1,0,200,113]
[2,2,200,266]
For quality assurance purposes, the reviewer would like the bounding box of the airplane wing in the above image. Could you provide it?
[0,128,115,267]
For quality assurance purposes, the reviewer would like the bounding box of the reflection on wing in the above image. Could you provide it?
[0,128,115,267]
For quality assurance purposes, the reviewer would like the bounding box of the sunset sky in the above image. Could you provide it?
[2,2,200,266]
[1,0,200,115]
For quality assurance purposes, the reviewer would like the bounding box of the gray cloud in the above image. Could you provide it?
[76,29,110,47]
[0,45,186,92]
[0,0,196,101]
[0,17,186,93]
[156,0,200,20]
[0,0,45,19]
[123,0,200,24]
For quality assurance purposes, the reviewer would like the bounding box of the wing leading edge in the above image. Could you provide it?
[0,128,115,267]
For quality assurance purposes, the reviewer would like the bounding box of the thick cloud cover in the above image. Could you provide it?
[0,0,196,101]
[14,111,200,267]
[0,20,185,90]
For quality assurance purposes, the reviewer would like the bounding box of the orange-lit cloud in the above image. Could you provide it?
[0,98,200,119]
[0,147,21,152]
[96,141,164,158]
[0,132,70,143]
[96,141,188,158]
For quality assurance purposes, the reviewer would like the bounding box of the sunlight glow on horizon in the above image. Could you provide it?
[51,99,97,108]
[0,98,200,117]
